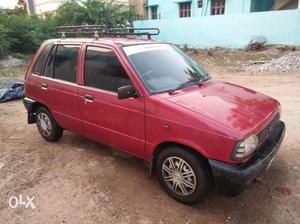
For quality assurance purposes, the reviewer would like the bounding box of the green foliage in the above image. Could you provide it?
[0,24,10,57]
[0,0,137,58]
[53,0,137,27]
[0,8,55,56]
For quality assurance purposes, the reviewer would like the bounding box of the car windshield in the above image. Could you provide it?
[123,44,210,94]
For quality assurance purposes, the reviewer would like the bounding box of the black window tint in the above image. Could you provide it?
[43,45,56,78]
[32,45,51,75]
[54,45,80,83]
[84,47,131,92]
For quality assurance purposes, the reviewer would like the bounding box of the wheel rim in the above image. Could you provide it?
[37,112,52,137]
[161,156,197,196]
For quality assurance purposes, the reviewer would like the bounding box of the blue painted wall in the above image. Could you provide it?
[134,9,300,48]
[147,0,253,19]
[224,0,252,14]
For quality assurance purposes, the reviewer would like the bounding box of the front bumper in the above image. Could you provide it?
[208,120,285,196]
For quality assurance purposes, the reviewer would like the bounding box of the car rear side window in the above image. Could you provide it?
[32,45,51,75]
[43,45,56,78]
[53,45,80,83]
[84,46,131,92]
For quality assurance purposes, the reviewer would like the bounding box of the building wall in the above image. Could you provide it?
[26,0,65,15]
[34,0,64,14]
[27,0,143,15]
[146,0,253,19]
[134,8,300,48]
[225,0,252,14]
[26,0,35,14]
[129,0,147,18]
[115,0,129,3]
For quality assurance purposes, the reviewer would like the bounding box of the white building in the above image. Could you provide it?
[26,0,65,15]
[26,0,147,18]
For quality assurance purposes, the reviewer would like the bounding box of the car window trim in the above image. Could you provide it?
[41,44,56,78]
[120,45,153,96]
[36,75,79,87]
[52,44,81,84]
[83,44,136,95]
[121,43,210,95]
[79,84,120,96]
[32,44,52,76]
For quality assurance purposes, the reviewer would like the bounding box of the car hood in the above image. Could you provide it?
[166,80,279,138]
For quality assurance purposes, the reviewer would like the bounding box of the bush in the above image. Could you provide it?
[0,9,55,57]
[53,0,137,27]
[0,24,10,58]
[0,0,137,58]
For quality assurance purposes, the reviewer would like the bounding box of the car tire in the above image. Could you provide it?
[156,146,210,204]
[36,107,63,142]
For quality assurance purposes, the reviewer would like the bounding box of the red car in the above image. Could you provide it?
[23,27,285,204]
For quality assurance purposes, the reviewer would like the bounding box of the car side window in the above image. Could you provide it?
[42,45,56,78]
[53,45,80,83]
[32,44,52,75]
[84,46,132,92]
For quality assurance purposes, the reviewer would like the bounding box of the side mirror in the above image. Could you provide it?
[117,85,137,99]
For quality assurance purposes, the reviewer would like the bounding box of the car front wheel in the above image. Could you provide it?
[36,107,63,142]
[156,146,210,204]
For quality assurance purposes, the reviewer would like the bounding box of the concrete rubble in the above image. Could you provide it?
[245,51,300,73]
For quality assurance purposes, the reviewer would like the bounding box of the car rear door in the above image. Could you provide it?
[26,43,52,105]
[37,43,82,134]
[78,44,145,158]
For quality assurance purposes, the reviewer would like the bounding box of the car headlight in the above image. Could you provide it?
[231,134,259,161]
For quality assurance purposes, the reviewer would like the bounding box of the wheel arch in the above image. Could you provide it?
[32,101,49,113]
[23,98,50,124]
[149,141,211,177]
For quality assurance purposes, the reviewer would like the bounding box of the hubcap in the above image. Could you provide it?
[37,112,52,137]
[162,156,196,196]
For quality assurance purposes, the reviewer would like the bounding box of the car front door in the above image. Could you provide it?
[78,45,145,158]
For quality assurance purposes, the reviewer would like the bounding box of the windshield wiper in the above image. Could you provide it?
[168,77,206,94]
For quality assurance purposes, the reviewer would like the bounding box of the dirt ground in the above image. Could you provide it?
[0,48,300,224]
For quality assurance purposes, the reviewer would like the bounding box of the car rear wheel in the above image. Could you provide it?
[156,146,210,204]
[36,107,63,142]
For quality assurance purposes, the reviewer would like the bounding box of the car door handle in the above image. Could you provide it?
[84,94,94,101]
[41,83,48,89]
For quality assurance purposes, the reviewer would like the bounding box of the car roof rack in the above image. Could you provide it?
[56,25,160,40]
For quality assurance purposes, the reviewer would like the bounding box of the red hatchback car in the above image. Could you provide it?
[23,27,285,204]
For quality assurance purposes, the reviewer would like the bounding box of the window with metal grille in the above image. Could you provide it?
[179,2,191,17]
[151,6,158,20]
[211,0,225,15]
[198,0,203,8]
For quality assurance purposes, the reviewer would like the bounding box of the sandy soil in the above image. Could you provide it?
[0,50,300,224]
